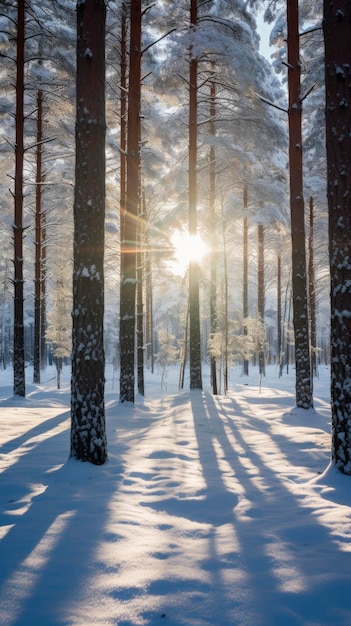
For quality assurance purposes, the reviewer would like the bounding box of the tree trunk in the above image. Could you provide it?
[323,0,351,473]
[308,196,317,376]
[209,77,218,395]
[277,251,282,375]
[119,1,127,278]
[243,183,249,376]
[119,0,141,403]
[188,0,202,390]
[221,201,228,394]
[13,0,25,397]
[137,192,145,396]
[70,0,107,465]
[40,207,47,369]
[145,236,154,373]
[287,0,312,408]
[33,89,43,384]
[257,223,265,377]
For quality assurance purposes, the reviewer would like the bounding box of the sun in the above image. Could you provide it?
[169,229,209,275]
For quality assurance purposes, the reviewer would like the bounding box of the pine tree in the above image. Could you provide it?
[70,0,107,465]
[324,0,351,473]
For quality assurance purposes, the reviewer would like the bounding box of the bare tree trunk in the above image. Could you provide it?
[188,0,202,390]
[119,1,127,278]
[145,239,154,373]
[277,251,282,375]
[323,0,351,473]
[243,183,249,376]
[136,191,145,396]
[221,201,228,394]
[257,223,265,377]
[308,196,317,376]
[287,0,312,408]
[209,77,218,395]
[13,0,25,397]
[70,0,107,464]
[119,0,141,403]
[40,207,47,369]
[33,89,43,384]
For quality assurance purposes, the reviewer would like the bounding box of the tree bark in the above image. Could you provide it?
[13,0,25,397]
[33,89,43,384]
[71,0,107,464]
[257,223,265,377]
[243,183,249,376]
[308,196,317,376]
[287,0,312,408]
[209,77,218,395]
[188,0,202,390]
[323,0,351,473]
[119,0,141,403]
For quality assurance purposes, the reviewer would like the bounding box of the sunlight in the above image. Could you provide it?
[169,229,209,276]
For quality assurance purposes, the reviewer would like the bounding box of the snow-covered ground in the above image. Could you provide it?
[1,363,351,626]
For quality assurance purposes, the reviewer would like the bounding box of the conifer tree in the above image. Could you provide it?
[70,0,107,464]
[324,0,351,473]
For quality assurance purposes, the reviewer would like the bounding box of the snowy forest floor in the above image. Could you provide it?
[1,363,351,626]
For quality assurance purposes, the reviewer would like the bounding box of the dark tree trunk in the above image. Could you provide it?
[33,89,43,384]
[323,0,351,473]
[119,0,141,403]
[221,202,228,394]
[70,0,107,465]
[119,1,127,278]
[209,77,218,395]
[277,251,282,375]
[40,207,47,369]
[188,0,202,390]
[137,192,145,396]
[145,239,154,373]
[257,223,265,377]
[308,196,317,376]
[13,0,25,397]
[243,184,249,376]
[287,0,312,408]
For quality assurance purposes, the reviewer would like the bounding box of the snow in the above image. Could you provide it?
[1,364,351,625]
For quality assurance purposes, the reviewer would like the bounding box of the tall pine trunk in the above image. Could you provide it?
[323,0,351,473]
[308,196,317,376]
[243,183,249,376]
[33,89,43,384]
[136,192,145,396]
[287,0,312,408]
[188,0,202,390]
[209,77,218,395]
[119,0,141,403]
[257,223,265,377]
[13,0,25,397]
[70,0,107,464]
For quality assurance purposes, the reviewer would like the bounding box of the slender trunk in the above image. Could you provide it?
[13,0,25,397]
[33,89,43,384]
[40,208,46,368]
[209,77,218,395]
[277,251,282,375]
[243,183,249,376]
[119,0,141,403]
[287,0,312,408]
[188,0,202,390]
[257,223,265,376]
[70,0,107,464]
[308,196,317,376]
[119,2,127,278]
[323,0,351,473]
[221,201,228,394]
[136,191,145,396]
[145,238,153,372]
